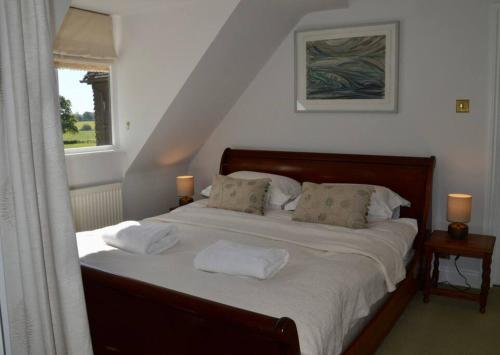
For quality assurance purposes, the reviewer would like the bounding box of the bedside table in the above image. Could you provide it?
[423,230,496,313]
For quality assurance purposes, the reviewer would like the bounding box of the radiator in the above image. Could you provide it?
[70,183,123,232]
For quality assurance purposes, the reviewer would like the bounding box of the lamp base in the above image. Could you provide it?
[448,222,469,240]
[179,196,194,206]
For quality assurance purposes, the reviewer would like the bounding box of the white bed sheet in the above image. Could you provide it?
[77,200,417,355]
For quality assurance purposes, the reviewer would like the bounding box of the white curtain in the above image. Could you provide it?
[0,0,92,354]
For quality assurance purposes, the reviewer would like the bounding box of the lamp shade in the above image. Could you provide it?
[447,193,472,223]
[176,176,194,197]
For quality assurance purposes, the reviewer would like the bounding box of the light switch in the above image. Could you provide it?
[456,99,470,113]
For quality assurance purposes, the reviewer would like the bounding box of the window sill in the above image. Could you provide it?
[64,145,120,156]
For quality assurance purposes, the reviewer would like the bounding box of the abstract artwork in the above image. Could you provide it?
[296,23,398,112]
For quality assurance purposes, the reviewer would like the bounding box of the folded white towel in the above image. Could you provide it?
[194,240,289,280]
[102,221,178,254]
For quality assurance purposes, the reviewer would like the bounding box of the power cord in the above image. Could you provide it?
[438,256,472,292]
[453,256,472,290]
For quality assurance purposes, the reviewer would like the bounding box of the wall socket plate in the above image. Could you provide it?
[456,99,470,113]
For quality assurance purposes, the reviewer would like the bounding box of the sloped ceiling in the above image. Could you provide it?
[127,0,349,174]
[71,0,192,15]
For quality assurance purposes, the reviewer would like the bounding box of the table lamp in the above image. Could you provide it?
[447,193,472,240]
[176,176,194,206]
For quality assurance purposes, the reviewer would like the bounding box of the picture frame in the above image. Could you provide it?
[295,22,399,112]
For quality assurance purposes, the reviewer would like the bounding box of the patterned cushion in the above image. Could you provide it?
[292,182,374,229]
[207,175,271,215]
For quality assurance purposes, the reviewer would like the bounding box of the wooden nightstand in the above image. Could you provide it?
[423,230,496,313]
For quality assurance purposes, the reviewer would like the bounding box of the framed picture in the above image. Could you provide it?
[295,22,399,112]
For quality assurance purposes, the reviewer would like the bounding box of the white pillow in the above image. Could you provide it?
[284,183,410,222]
[201,171,301,208]
[200,185,212,197]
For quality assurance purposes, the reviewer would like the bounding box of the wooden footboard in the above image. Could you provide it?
[82,253,420,355]
[81,264,300,355]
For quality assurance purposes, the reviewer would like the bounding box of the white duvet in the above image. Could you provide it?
[78,200,417,355]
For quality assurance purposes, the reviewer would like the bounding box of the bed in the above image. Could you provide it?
[79,148,435,355]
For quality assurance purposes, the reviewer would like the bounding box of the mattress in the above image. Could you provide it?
[77,200,417,355]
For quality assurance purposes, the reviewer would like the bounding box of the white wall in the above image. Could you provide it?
[190,0,496,286]
[112,0,239,219]
[119,0,347,219]
[123,164,188,219]
[114,0,240,170]
[53,0,70,30]
[65,150,125,188]
[63,0,239,191]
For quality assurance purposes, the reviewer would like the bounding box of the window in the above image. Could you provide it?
[53,7,117,151]
[57,68,112,149]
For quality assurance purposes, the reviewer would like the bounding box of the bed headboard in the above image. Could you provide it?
[219,148,435,251]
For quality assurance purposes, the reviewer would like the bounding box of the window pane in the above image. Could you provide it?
[57,68,112,149]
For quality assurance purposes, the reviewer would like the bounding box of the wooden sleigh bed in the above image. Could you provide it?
[81,148,435,355]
